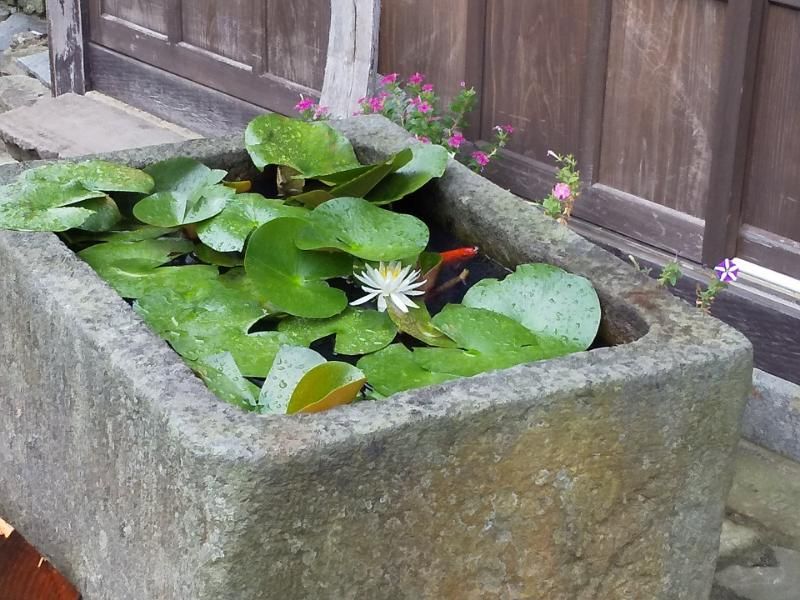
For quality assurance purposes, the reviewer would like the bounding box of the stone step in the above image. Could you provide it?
[0,92,197,160]
[743,370,800,463]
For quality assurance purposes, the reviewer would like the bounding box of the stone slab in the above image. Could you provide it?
[0,74,46,111]
[727,442,800,551]
[15,49,49,86]
[0,12,44,51]
[715,547,800,600]
[742,369,800,463]
[0,116,753,599]
[0,93,190,159]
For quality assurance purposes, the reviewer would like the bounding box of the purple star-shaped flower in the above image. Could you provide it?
[714,258,740,283]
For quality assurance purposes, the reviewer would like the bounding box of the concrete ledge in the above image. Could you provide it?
[0,116,753,599]
[742,370,800,463]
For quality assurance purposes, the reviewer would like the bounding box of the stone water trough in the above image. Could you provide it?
[0,116,752,599]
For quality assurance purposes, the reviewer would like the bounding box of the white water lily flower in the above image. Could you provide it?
[351,261,427,313]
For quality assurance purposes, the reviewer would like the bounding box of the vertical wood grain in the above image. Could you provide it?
[702,0,766,265]
[267,0,331,90]
[182,0,261,65]
[47,0,86,95]
[740,3,800,243]
[102,0,170,34]
[599,0,726,218]
[481,0,592,159]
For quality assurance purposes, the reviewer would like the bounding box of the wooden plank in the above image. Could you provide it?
[379,0,473,99]
[738,2,800,257]
[47,0,87,95]
[578,0,613,184]
[102,0,170,34]
[267,0,332,91]
[702,0,766,266]
[0,519,80,600]
[320,0,380,118]
[481,0,591,158]
[487,150,705,260]
[599,0,726,218]
[90,15,315,115]
[739,225,800,280]
[182,0,261,65]
[571,218,800,386]
[88,44,264,135]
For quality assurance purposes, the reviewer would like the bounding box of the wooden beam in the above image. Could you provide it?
[320,0,381,118]
[47,0,87,96]
[702,0,766,266]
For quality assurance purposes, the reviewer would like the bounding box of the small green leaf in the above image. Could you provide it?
[22,160,155,193]
[327,148,413,198]
[462,263,601,352]
[194,243,243,267]
[286,362,367,414]
[278,308,397,355]
[244,217,352,318]
[245,114,361,177]
[195,194,309,253]
[259,345,326,413]
[357,344,457,396]
[366,144,449,205]
[296,197,429,261]
[191,352,260,410]
[133,158,233,227]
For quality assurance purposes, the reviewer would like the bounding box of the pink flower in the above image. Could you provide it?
[447,132,466,149]
[408,72,425,85]
[460,81,466,88]
[472,151,490,167]
[422,83,435,93]
[313,105,330,120]
[380,72,399,86]
[553,183,572,201]
[415,135,431,144]
[416,100,432,114]
[295,96,315,112]
[368,95,385,113]
[502,124,514,134]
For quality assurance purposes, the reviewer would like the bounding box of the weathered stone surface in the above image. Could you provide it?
[727,442,800,551]
[742,370,800,462]
[0,73,46,111]
[715,547,800,600]
[0,12,44,51]
[14,49,48,86]
[0,116,753,599]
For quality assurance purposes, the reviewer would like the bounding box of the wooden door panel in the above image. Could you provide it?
[599,0,726,219]
[102,0,169,34]
[267,0,330,90]
[481,0,591,160]
[182,0,263,65]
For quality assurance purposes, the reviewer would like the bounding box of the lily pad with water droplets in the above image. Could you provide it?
[191,352,260,411]
[259,345,326,413]
[365,144,449,205]
[244,217,352,318]
[357,344,457,397]
[245,114,361,177]
[296,197,429,261]
[462,263,601,352]
[0,180,113,232]
[278,308,397,355]
[21,160,155,194]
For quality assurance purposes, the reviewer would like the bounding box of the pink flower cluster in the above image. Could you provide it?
[472,151,490,167]
[553,183,572,202]
[294,96,329,120]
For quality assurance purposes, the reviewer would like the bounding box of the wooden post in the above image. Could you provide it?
[320,0,381,118]
[47,0,87,96]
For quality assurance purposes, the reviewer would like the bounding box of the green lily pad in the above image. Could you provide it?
[195,193,309,253]
[77,196,123,232]
[191,352,260,411]
[78,238,216,298]
[259,345,326,414]
[244,217,352,318]
[278,308,397,355]
[94,226,177,243]
[296,197,429,261]
[357,344,457,396]
[462,263,601,352]
[245,114,361,177]
[133,157,233,227]
[0,180,111,231]
[286,362,367,414]
[327,148,413,198]
[366,144,449,205]
[194,243,243,267]
[21,160,155,193]
[431,304,541,353]
[387,303,457,348]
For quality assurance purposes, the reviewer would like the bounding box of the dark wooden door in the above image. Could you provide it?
[86,0,330,119]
